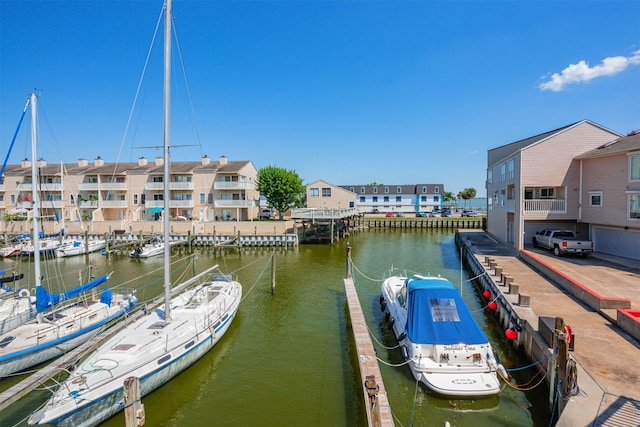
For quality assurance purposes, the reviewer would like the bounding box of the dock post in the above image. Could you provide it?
[123,376,144,427]
[270,247,276,294]
[346,243,351,279]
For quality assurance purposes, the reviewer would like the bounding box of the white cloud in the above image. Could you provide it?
[539,50,640,92]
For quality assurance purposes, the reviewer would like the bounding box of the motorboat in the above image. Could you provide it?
[380,274,504,397]
[56,239,106,258]
[129,238,165,258]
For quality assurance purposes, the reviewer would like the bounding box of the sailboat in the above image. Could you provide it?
[0,95,118,336]
[29,1,242,425]
[0,93,138,377]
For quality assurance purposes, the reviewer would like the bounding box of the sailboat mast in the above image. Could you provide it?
[163,0,172,320]
[30,92,42,288]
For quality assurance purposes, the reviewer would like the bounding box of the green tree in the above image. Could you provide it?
[457,188,477,208]
[442,191,456,208]
[256,166,305,220]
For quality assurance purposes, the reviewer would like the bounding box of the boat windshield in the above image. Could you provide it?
[429,298,460,322]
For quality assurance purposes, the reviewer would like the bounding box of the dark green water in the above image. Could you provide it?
[1,229,550,426]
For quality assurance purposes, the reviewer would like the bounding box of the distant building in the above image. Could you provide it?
[306,180,356,210]
[485,120,640,259]
[2,155,259,226]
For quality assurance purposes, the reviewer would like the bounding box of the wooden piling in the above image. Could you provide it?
[124,376,144,427]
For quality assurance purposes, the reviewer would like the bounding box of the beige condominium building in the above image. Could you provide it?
[0,155,259,234]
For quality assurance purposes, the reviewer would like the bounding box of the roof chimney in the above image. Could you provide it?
[21,158,31,169]
[78,158,88,167]
[219,155,228,166]
[201,155,210,165]
[138,157,148,166]
[155,157,164,166]
[94,156,104,166]
[37,158,47,168]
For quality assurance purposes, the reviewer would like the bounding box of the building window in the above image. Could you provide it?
[360,187,365,194]
[396,186,401,193]
[152,176,163,183]
[349,187,354,193]
[373,187,378,194]
[359,196,365,203]
[322,188,331,197]
[421,186,427,193]
[372,196,378,203]
[310,188,319,198]
[200,193,206,204]
[434,186,439,194]
[630,154,640,181]
[207,193,213,204]
[383,196,389,203]
[133,194,138,205]
[384,186,389,194]
[500,164,506,181]
[589,191,602,207]
[421,196,427,202]
[629,193,640,219]
[396,196,401,202]
[433,196,439,202]
[540,188,555,198]
[508,159,514,180]
[141,194,146,205]
[487,170,493,184]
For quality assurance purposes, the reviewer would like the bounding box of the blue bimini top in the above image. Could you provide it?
[405,276,489,345]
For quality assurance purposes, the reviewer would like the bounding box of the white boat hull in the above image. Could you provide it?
[30,277,241,426]
[56,240,106,258]
[381,275,503,397]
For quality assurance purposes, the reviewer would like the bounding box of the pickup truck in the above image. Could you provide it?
[532,229,594,257]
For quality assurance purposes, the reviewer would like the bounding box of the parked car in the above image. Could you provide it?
[259,208,277,220]
[442,210,452,217]
[429,211,442,217]
[385,212,397,217]
[416,212,427,218]
[397,212,405,217]
[532,229,593,257]
[371,208,380,214]
[461,210,480,217]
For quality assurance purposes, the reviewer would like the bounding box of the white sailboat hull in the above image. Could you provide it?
[0,295,137,378]
[30,278,241,426]
[0,295,36,335]
[56,240,106,258]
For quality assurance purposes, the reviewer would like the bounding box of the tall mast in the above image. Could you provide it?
[163,0,172,319]
[30,92,42,289]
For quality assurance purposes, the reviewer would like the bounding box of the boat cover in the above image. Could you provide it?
[35,274,109,312]
[405,277,489,345]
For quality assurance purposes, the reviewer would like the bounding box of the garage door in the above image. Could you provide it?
[593,227,640,260]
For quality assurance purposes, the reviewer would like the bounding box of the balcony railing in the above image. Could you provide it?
[214,200,256,208]
[100,200,128,208]
[214,182,254,190]
[523,199,566,214]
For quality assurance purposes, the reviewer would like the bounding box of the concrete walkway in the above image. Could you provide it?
[459,231,640,426]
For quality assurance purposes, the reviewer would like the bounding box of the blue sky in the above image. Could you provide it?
[1,1,639,197]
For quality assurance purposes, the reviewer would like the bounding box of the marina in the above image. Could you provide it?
[0,226,638,426]
[1,229,547,427]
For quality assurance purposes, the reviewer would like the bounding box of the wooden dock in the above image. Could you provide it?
[343,246,394,427]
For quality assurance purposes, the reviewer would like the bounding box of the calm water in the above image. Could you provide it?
[1,229,550,427]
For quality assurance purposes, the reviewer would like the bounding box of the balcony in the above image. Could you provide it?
[79,182,100,191]
[169,182,194,190]
[214,200,256,208]
[523,199,566,214]
[100,182,128,191]
[214,181,254,190]
[144,182,165,191]
[145,200,194,208]
[100,200,128,208]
